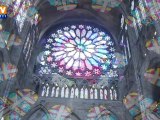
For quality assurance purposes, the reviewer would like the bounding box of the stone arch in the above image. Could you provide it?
[24,104,82,120]
[23,104,49,120]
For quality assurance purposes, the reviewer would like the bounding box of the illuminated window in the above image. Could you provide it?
[14,0,30,32]
[37,24,116,80]
[14,0,37,32]
[23,26,37,67]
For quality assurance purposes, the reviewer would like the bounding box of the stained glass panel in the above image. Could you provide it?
[87,106,117,120]
[123,93,159,119]
[38,24,117,80]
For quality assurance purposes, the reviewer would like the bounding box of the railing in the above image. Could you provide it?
[40,83,118,100]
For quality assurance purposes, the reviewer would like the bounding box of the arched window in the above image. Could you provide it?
[55,86,60,97]
[100,88,104,99]
[61,87,65,98]
[80,87,84,99]
[51,85,55,97]
[23,26,37,67]
[90,87,94,99]
[70,87,75,98]
[65,86,69,98]
[75,87,79,98]
[84,88,88,99]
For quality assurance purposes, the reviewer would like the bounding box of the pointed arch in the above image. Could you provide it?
[70,87,75,98]
[75,87,79,98]
[2,89,38,119]
[61,87,65,98]
[23,104,50,120]
[84,88,88,99]
[65,86,69,98]
[80,87,84,99]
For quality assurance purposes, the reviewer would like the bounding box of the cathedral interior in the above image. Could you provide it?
[0,0,160,120]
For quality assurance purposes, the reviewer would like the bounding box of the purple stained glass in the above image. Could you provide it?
[38,24,116,79]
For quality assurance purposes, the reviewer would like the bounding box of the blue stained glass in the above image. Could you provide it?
[90,33,98,39]
[129,105,140,117]
[55,38,63,43]
[89,58,98,66]
[19,101,31,112]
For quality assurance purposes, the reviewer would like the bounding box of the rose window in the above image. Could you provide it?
[37,24,116,80]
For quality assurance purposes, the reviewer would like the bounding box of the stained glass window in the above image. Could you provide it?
[23,26,37,67]
[14,0,30,32]
[13,0,38,32]
[37,24,116,80]
[23,31,32,67]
